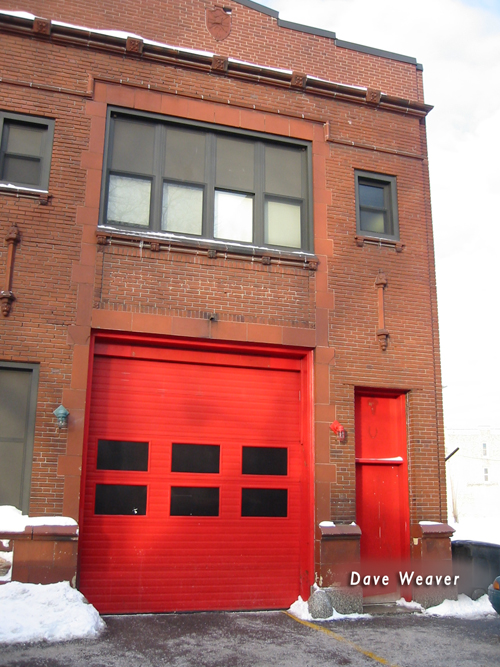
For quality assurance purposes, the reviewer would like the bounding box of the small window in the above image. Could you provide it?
[100,110,312,253]
[0,112,54,190]
[96,440,149,471]
[171,444,220,473]
[241,488,288,517]
[170,487,219,516]
[95,484,147,515]
[484,468,489,482]
[483,443,487,457]
[242,447,287,476]
[355,171,399,240]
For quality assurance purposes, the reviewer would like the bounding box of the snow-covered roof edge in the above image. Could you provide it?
[0,9,432,116]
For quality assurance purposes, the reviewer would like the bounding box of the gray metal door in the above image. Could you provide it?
[0,363,39,513]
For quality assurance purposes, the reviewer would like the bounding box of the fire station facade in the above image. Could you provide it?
[0,0,451,613]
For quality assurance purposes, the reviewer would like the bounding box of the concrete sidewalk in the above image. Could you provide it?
[0,609,499,667]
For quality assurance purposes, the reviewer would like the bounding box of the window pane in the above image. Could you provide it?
[170,487,219,516]
[216,137,254,190]
[265,200,301,248]
[359,183,385,209]
[6,124,44,156]
[214,191,253,242]
[95,484,147,515]
[165,128,205,182]
[360,209,387,234]
[265,145,302,196]
[2,156,41,186]
[107,175,151,226]
[242,447,287,476]
[162,183,203,235]
[96,440,149,471]
[111,119,155,174]
[241,488,288,517]
[171,444,220,473]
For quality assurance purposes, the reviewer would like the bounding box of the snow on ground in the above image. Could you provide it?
[396,594,497,618]
[0,504,497,644]
[0,581,105,644]
[424,594,497,618]
[288,596,370,621]
[289,594,497,622]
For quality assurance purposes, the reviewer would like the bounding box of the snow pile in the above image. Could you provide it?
[449,518,500,546]
[425,594,497,618]
[288,596,370,621]
[395,594,497,617]
[290,593,497,621]
[0,506,78,532]
[396,597,424,611]
[0,581,105,644]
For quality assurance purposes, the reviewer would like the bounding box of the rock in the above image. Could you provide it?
[0,556,11,577]
[308,588,333,619]
[325,586,363,614]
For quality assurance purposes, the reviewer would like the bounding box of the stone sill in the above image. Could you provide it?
[354,235,405,252]
[0,526,78,541]
[0,184,52,203]
[96,227,319,270]
[412,522,456,538]
[320,523,361,539]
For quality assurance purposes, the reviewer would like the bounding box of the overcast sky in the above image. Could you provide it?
[262,0,500,430]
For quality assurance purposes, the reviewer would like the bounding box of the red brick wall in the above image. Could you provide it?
[0,1,445,570]
[7,0,424,100]
[94,246,316,328]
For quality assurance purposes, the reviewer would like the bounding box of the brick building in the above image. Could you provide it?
[0,0,451,613]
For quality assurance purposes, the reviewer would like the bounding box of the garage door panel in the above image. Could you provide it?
[89,359,300,441]
[80,347,308,613]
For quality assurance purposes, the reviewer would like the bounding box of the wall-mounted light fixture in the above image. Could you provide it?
[330,420,346,441]
[53,404,70,428]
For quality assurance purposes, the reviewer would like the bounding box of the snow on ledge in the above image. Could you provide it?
[419,521,443,525]
[0,506,77,534]
[0,10,36,20]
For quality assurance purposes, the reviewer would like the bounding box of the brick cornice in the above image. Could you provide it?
[0,12,433,118]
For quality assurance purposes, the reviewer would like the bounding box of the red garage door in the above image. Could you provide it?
[79,336,312,614]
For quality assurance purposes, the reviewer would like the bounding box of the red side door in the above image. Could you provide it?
[355,391,410,599]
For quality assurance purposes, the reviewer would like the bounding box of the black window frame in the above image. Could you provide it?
[355,170,399,241]
[99,108,314,253]
[0,111,55,191]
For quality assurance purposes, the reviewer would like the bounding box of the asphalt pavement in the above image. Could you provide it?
[0,609,499,667]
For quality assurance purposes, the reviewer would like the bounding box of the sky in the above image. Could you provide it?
[261,0,500,430]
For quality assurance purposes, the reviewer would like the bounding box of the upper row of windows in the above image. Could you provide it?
[0,109,400,249]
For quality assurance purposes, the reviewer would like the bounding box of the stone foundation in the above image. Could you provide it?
[0,525,78,586]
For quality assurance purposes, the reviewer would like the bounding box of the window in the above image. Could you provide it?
[242,446,287,476]
[241,488,288,517]
[483,443,487,457]
[95,484,147,515]
[171,443,220,473]
[100,110,312,252]
[0,112,54,190]
[355,171,399,240]
[96,440,149,471]
[484,468,489,483]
